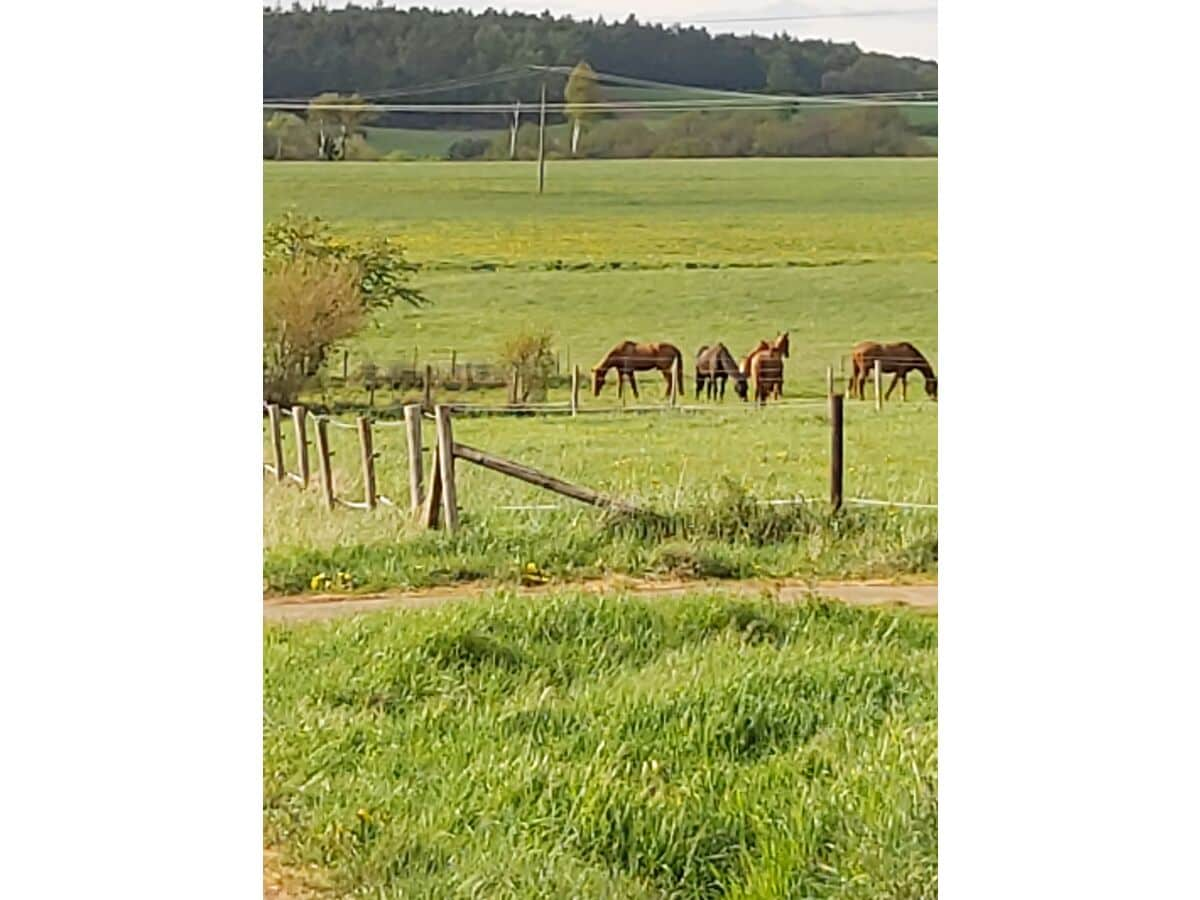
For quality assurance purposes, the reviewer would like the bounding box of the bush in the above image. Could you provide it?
[498,329,556,402]
[263,258,363,404]
[446,137,491,160]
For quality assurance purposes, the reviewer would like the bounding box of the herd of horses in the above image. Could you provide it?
[591,334,937,405]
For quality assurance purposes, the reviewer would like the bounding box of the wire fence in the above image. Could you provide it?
[262,399,937,517]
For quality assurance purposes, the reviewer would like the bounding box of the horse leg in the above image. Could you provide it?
[695,372,704,400]
[885,372,901,401]
[628,372,640,400]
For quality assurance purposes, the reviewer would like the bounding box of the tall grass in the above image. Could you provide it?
[265,590,937,897]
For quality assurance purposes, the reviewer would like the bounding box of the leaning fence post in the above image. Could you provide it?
[830,392,844,512]
[422,364,433,411]
[434,404,459,532]
[571,365,580,416]
[404,403,423,513]
[267,404,285,483]
[508,365,520,405]
[826,365,834,398]
[292,404,310,488]
[314,417,334,510]
[342,350,349,381]
[873,359,883,412]
[357,416,377,510]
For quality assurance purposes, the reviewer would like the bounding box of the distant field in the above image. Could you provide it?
[264,590,938,897]
[263,158,936,270]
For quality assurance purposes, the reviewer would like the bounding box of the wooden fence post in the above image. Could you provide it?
[873,359,883,412]
[342,350,348,381]
[508,365,519,405]
[450,349,457,380]
[314,417,334,510]
[357,416,377,510]
[267,404,284,483]
[571,365,580,416]
[422,364,433,411]
[434,405,459,532]
[292,405,310,488]
[830,392,844,512]
[826,365,834,398]
[404,403,423,513]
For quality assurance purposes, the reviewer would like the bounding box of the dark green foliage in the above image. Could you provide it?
[445,136,492,159]
[263,8,937,134]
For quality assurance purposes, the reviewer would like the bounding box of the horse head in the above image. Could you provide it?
[591,366,606,396]
[773,332,790,358]
[735,378,749,401]
[925,375,938,401]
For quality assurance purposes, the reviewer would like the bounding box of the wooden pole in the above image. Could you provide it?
[826,365,834,398]
[873,359,883,412]
[509,365,519,404]
[537,80,546,195]
[450,349,457,380]
[292,404,310,488]
[357,416,377,510]
[404,403,423,512]
[342,350,348,381]
[571,365,580,417]
[267,404,285,482]
[509,101,520,160]
[314,417,334,510]
[830,393,844,512]
[434,405,459,532]
[422,364,433,411]
[453,442,649,516]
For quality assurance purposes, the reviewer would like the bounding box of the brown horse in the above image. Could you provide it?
[592,341,683,400]
[848,341,937,401]
[695,343,748,401]
[741,332,790,402]
[749,350,784,405]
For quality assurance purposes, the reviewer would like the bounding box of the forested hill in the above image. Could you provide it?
[263,6,937,101]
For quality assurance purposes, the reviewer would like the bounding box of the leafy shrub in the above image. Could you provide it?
[263,258,363,404]
[446,137,491,160]
[498,329,556,402]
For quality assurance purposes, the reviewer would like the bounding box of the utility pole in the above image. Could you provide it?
[509,100,520,160]
[537,80,547,195]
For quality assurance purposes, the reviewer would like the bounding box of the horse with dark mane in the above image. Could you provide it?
[741,332,790,403]
[695,343,748,401]
[592,341,683,400]
[849,341,937,401]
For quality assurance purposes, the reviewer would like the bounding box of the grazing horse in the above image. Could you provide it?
[695,343,748,401]
[741,332,790,402]
[848,341,937,402]
[592,341,683,400]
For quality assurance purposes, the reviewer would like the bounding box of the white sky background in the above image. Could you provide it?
[288,3,938,61]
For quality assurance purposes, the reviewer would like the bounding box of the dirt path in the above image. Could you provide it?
[264,578,936,623]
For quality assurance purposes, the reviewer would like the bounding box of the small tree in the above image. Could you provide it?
[263,258,363,404]
[262,212,425,402]
[498,330,556,402]
[306,92,376,160]
[564,61,602,156]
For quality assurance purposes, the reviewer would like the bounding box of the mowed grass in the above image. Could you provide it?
[264,590,937,898]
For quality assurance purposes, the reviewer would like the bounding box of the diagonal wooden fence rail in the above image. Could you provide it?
[261,395,914,528]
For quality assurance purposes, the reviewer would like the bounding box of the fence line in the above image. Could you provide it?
[263,399,937,519]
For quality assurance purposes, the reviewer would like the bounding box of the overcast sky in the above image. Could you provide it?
[290,4,938,61]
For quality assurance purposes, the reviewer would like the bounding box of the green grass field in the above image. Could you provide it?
[264,157,937,594]
[265,591,937,898]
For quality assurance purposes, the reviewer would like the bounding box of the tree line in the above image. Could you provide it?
[264,5,937,131]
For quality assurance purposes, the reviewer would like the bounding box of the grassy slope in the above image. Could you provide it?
[265,591,937,898]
